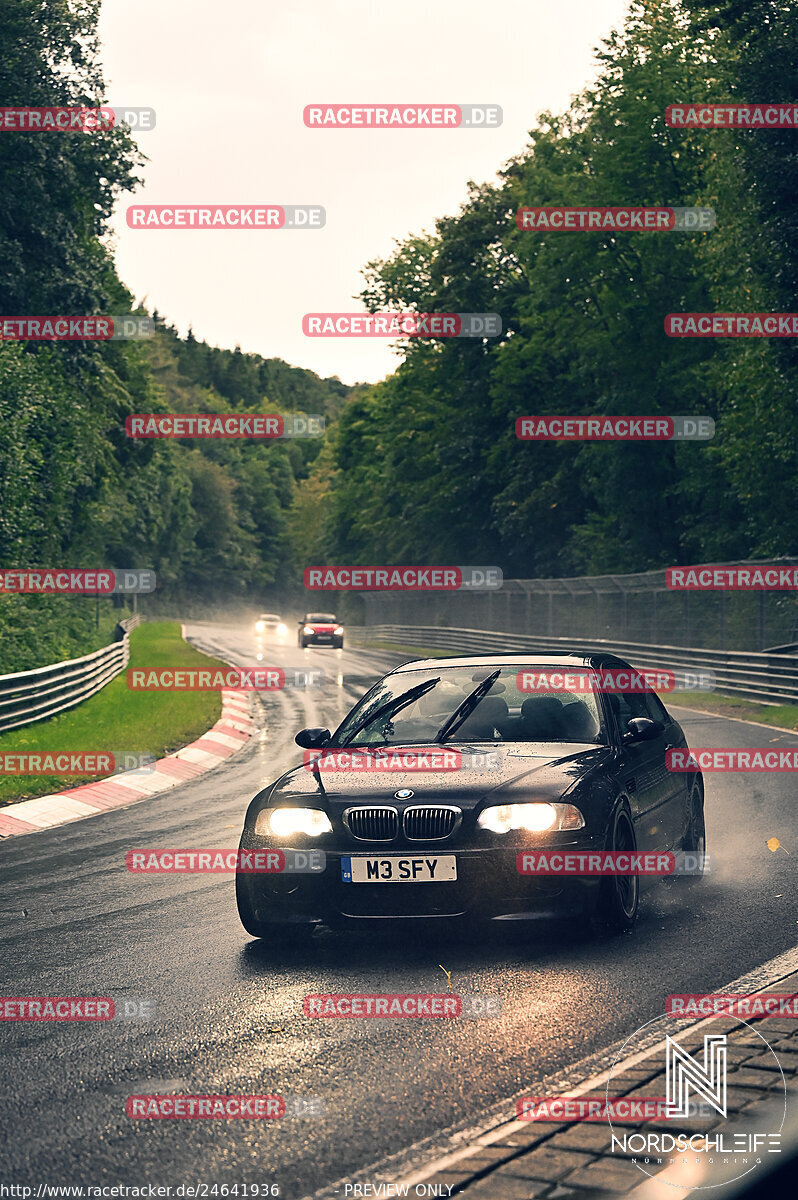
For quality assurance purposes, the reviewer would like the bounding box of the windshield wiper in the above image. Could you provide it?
[339,677,440,747]
[436,670,501,742]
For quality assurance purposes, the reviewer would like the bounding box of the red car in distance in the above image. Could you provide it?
[299,612,344,649]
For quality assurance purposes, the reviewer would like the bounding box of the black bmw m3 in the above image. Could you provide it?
[236,652,706,942]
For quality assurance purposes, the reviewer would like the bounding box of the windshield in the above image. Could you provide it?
[305,613,338,622]
[331,665,607,746]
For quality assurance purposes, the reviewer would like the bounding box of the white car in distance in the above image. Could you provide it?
[254,612,289,643]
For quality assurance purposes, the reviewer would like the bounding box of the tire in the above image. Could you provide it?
[300,637,307,649]
[595,805,639,933]
[667,780,706,887]
[235,874,312,945]
[335,639,344,649]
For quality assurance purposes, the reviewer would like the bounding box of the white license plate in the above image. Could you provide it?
[341,855,457,883]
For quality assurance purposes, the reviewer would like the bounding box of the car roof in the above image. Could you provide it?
[389,651,633,673]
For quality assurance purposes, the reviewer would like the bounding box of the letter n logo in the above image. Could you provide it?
[666,1034,727,1117]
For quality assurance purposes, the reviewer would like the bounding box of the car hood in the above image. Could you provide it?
[268,741,611,809]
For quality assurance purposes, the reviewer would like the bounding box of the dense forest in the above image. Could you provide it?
[1,0,796,670]
[0,0,353,666]
[304,0,798,575]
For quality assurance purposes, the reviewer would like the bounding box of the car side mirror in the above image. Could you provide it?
[295,727,331,749]
[623,717,664,743]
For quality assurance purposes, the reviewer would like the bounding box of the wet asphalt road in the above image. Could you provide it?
[0,623,796,1194]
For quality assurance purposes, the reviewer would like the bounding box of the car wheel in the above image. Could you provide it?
[235,874,312,945]
[667,780,706,887]
[595,805,639,933]
[335,639,344,649]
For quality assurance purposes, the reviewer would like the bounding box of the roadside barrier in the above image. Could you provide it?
[0,614,142,732]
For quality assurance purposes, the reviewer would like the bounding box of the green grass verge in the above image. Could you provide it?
[0,621,227,807]
[351,639,798,732]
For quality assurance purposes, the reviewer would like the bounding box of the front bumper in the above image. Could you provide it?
[237,839,605,927]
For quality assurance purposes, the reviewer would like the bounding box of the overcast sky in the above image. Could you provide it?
[99,0,632,386]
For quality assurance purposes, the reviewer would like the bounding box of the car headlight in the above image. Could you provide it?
[277,623,287,635]
[255,807,332,837]
[477,802,584,834]
[303,625,314,635]
[334,626,344,635]
[255,620,265,632]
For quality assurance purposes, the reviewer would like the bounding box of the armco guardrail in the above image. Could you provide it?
[0,613,142,734]
[358,561,798,651]
[348,624,798,705]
